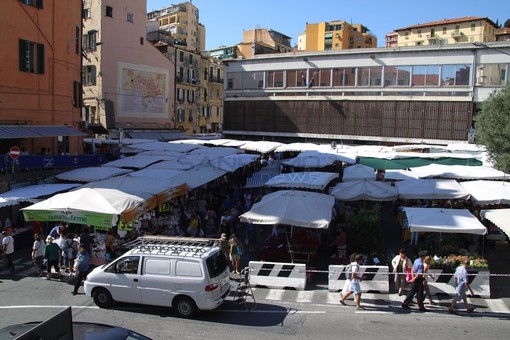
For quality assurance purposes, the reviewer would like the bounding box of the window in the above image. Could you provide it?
[19,39,44,74]
[177,109,185,122]
[216,68,221,82]
[441,64,471,86]
[82,30,97,52]
[203,88,208,102]
[176,261,202,277]
[82,8,91,19]
[206,252,228,278]
[109,256,139,274]
[73,81,81,108]
[82,65,96,85]
[179,51,184,62]
[471,23,476,31]
[75,26,80,54]
[404,32,409,40]
[442,27,447,35]
[20,0,43,9]
[204,67,208,80]
[266,70,284,88]
[216,107,220,117]
[188,109,193,122]
[454,25,460,34]
[127,12,134,23]
[418,30,422,37]
[140,37,144,45]
[333,68,355,87]
[245,71,264,89]
[383,66,411,86]
[431,28,436,36]
[145,258,171,275]
[187,89,195,103]
[189,54,193,65]
[178,67,184,81]
[177,88,184,102]
[412,65,440,86]
[480,64,508,86]
[105,5,113,17]
[227,72,243,89]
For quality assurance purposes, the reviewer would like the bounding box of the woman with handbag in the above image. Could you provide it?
[31,233,45,276]
[228,234,243,274]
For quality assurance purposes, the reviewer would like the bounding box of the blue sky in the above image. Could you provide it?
[147,0,509,50]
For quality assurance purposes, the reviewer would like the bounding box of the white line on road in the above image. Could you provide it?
[264,289,285,301]
[296,290,314,303]
[485,299,510,313]
[326,292,340,305]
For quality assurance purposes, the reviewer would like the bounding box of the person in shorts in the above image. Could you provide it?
[44,236,62,280]
[449,259,475,313]
[350,254,365,310]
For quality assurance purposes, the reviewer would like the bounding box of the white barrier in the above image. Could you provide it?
[329,265,389,293]
[427,269,490,298]
[249,261,306,290]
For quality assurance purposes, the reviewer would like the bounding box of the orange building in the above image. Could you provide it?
[0,0,83,154]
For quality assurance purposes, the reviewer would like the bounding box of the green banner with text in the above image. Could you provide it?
[23,209,114,229]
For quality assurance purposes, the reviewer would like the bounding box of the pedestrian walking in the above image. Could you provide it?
[391,249,412,296]
[340,254,365,309]
[45,236,62,280]
[339,253,357,304]
[401,250,428,312]
[449,259,475,314]
[62,234,78,273]
[32,233,45,276]
[2,230,15,272]
[73,244,90,295]
[423,255,436,305]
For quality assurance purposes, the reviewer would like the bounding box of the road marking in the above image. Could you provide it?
[264,289,285,301]
[485,299,510,313]
[326,292,339,304]
[296,290,314,303]
[0,305,99,310]
[216,310,326,314]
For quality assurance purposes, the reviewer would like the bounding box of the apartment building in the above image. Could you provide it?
[391,16,498,47]
[147,2,205,53]
[0,0,84,154]
[298,20,377,51]
[236,28,293,59]
[223,42,510,145]
[82,0,175,135]
[496,27,510,42]
[199,57,224,133]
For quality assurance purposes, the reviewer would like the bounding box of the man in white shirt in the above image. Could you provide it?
[2,230,15,271]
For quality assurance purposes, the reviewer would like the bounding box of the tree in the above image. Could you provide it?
[475,83,510,172]
[504,19,510,28]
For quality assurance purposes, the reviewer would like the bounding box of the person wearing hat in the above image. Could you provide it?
[401,250,428,312]
[44,236,62,280]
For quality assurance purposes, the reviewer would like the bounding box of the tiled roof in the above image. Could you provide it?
[395,16,498,31]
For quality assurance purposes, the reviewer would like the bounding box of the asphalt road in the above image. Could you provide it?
[1,266,509,340]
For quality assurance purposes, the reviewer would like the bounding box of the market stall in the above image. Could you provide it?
[330,180,398,201]
[56,167,133,182]
[395,179,470,200]
[264,172,339,191]
[459,180,510,205]
[342,164,376,181]
[281,150,356,168]
[410,164,508,180]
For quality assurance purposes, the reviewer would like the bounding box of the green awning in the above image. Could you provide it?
[358,157,482,170]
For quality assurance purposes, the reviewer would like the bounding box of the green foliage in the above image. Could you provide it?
[475,83,510,172]
[345,205,383,255]
[504,18,510,28]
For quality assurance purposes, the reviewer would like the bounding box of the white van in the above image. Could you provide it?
[84,236,230,317]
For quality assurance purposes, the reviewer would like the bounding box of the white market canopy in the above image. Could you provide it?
[239,190,335,229]
[403,207,487,235]
[129,168,184,180]
[163,164,227,190]
[187,146,243,156]
[134,141,200,153]
[147,158,203,171]
[395,179,470,200]
[101,156,162,169]
[410,164,509,180]
[274,142,322,153]
[56,167,133,182]
[264,172,339,191]
[240,141,283,154]
[481,209,510,238]
[282,150,356,168]
[383,169,419,181]
[22,187,145,229]
[330,180,398,201]
[459,180,510,205]
[0,183,80,208]
[80,175,176,199]
[210,154,259,172]
[342,164,376,181]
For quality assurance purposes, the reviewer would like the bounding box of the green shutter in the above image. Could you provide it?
[91,65,96,85]
[36,0,43,9]
[19,39,27,72]
[81,66,86,84]
[37,43,44,74]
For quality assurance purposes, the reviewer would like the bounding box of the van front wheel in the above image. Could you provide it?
[93,288,113,308]
[174,296,197,318]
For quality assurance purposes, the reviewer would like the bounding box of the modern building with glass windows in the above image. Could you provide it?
[223,42,510,144]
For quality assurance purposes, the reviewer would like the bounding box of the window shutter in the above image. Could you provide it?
[91,65,96,85]
[82,35,88,51]
[19,39,27,72]
[81,66,86,84]
[37,43,44,74]
[36,0,43,9]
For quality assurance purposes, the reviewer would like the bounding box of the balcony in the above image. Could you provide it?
[426,34,439,41]
[451,31,463,40]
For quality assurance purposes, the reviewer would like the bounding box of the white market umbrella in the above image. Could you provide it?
[343,164,376,181]
[282,150,356,168]
[330,180,398,201]
[240,141,283,154]
[264,172,339,191]
[239,190,335,229]
[396,179,470,200]
[403,208,487,235]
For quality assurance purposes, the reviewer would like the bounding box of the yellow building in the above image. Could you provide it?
[236,28,293,59]
[198,57,224,133]
[392,16,498,47]
[298,20,377,51]
[147,2,205,52]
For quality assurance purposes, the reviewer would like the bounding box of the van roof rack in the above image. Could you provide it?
[123,236,220,257]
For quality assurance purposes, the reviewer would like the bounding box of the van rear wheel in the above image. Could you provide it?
[93,288,113,309]
[174,296,197,318]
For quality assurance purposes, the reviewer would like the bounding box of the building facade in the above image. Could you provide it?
[82,0,175,135]
[298,21,377,51]
[392,16,498,47]
[199,56,224,133]
[496,27,510,42]
[236,28,293,59]
[0,0,83,154]
[147,2,205,53]
[223,42,510,145]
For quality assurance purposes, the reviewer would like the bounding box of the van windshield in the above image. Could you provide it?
[206,251,229,278]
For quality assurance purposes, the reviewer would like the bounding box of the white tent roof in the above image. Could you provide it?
[239,190,335,229]
[384,169,419,181]
[210,154,259,172]
[165,164,227,190]
[129,168,184,180]
[0,183,80,208]
[459,180,510,205]
[134,141,200,153]
[222,140,252,147]
[264,172,339,191]
[101,156,162,169]
[390,144,449,153]
[274,143,322,153]
[240,141,283,153]
[481,209,510,237]
[80,175,174,199]
[147,158,203,171]
[201,139,238,146]
[330,180,398,201]
[136,150,185,158]
[342,164,376,181]
[395,179,470,200]
[168,139,208,145]
[56,167,133,182]
[410,164,508,180]
[187,146,243,156]
[282,150,356,168]
[403,207,487,235]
